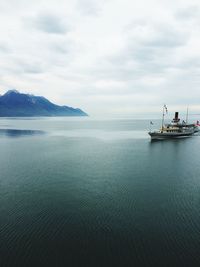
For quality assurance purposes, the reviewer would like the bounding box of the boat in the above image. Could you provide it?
[194,120,200,133]
[149,106,196,140]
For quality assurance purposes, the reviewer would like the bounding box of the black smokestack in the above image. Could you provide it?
[175,112,179,120]
[173,112,180,123]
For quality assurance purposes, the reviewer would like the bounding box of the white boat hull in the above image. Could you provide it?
[149,130,194,140]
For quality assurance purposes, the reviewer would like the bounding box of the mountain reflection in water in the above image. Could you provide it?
[0,129,45,137]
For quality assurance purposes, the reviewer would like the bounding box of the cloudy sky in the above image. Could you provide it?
[0,0,200,116]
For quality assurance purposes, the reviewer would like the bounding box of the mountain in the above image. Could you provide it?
[0,90,88,117]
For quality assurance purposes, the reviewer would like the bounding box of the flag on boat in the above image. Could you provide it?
[164,104,168,114]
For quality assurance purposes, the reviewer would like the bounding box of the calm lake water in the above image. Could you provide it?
[1,117,200,267]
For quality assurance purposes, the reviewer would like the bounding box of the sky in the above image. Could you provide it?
[0,0,200,116]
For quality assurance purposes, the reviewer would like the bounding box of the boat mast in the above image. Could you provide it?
[186,107,189,124]
[161,105,165,132]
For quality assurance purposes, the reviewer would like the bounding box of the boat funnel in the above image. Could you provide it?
[173,112,180,123]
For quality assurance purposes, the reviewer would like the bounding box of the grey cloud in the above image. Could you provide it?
[20,63,44,74]
[145,29,186,48]
[0,44,12,53]
[105,48,167,82]
[76,0,105,16]
[51,44,69,54]
[175,57,200,70]
[175,6,200,20]
[49,39,73,55]
[5,57,46,75]
[89,36,189,93]
[107,23,188,81]
[33,14,68,34]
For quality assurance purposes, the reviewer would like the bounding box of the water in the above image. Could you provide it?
[1,117,200,267]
